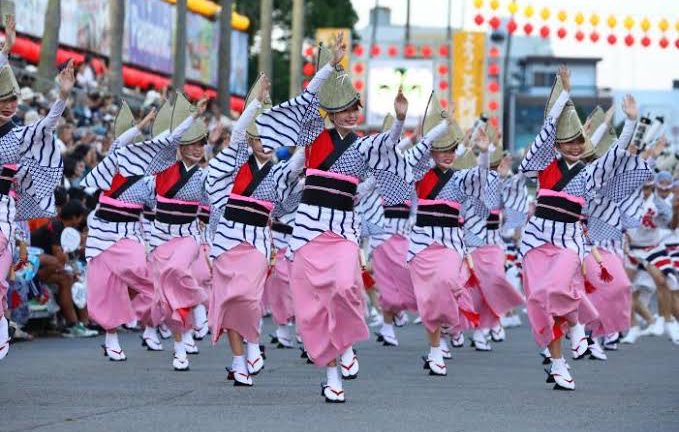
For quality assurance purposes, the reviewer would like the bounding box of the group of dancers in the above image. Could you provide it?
[1,28,675,403]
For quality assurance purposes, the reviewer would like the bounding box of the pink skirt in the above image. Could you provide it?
[209,243,268,343]
[149,237,207,332]
[373,234,418,313]
[471,246,525,329]
[290,232,369,366]
[584,250,632,337]
[264,248,295,326]
[192,242,212,305]
[0,233,11,314]
[409,243,478,334]
[522,243,599,347]
[87,239,155,330]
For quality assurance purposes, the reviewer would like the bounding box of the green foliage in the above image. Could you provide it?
[237,0,358,103]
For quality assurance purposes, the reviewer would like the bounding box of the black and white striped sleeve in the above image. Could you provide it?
[519,90,569,173]
[608,119,636,152]
[117,115,195,177]
[405,121,447,183]
[255,64,333,150]
[271,149,306,203]
[586,148,653,203]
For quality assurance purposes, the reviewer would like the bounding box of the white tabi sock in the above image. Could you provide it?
[233,355,247,373]
[380,323,395,338]
[174,340,187,360]
[181,330,195,345]
[429,345,443,362]
[193,304,207,328]
[105,331,121,350]
[247,342,261,360]
[326,366,342,390]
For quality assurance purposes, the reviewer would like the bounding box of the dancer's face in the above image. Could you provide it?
[248,137,272,163]
[432,150,455,170]
[179,141,205,166]
[556,137,585,163]
[0,96,18,122]
[331,104,360,131]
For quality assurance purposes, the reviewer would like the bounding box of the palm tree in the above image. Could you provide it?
[217,0,233,113]
[109,0,125,98]
[173,0,187,90]
[37,0,60,93]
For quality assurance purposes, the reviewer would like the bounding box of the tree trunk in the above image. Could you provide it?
[258,0,273,78]
[108,0,125,98]
[37,0,61,93]
[288,0,303,97]
[173,0,187,90]
[217,0,232,113]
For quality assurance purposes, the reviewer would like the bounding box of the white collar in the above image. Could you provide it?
[182,161,196,171]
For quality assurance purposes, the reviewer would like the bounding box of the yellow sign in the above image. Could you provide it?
[451,31,485,131]
[315,28,351,71]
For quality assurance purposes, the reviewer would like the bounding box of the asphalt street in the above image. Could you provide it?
[2,318,678,432]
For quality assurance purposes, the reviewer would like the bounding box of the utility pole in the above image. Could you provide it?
[288,0,304,97]
[109,0,125,98]
[217,0,233,112]
[173,0,187,90]
[258,0,273,78]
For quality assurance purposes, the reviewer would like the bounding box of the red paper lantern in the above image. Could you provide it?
[474,14,484,26]
[488,63,500,76]
[405,44,417,57]
[659,37,669,49]
[387,45,398,57]
[489,16,501,30]
[421,45,432,58]
[353,44,364,57]
[489,46,500,58]
[438,45,449,57]
[575,30,585,41]
[354,79,364,91]
[488,81,500,93]
[624,34,635,47]
[557,28,567,39]
[438,80,449,91]
[641,36,651,47]
[507,19,517,34]
[523,23,534,35]
[353,62,364,75]
[676,38,679,49]
[539,25,550,38]
[304,46,314,57]
[370,44,381,56]
[490,116,499,128]
[607,34,617,45]
[437,64,449,75]
[488,100,499,111]
[302,62,315,76]
[590,32,600,43]
[439,98,448,109]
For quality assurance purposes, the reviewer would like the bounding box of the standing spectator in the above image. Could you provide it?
[76,54,98,91]
[56,123,75,153]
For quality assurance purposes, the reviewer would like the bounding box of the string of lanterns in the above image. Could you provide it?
[473,0,679,49]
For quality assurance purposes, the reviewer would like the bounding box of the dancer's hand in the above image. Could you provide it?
[394,86,408,121]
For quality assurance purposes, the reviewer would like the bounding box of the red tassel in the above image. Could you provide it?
[177,307,191,326]
[599,264,614,282]
[552,317,564,340]
[584,279,596,294]
[461,309,480,328]
[465,268,480,289]
[266,265,274,278]
[362,270,375,290]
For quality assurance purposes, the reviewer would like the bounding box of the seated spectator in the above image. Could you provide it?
[30,200,97,338]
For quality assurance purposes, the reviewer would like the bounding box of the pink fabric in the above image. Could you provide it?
[584,250,632,337]
[149,237,206,332]
[191,243,212,305]
[209,243,268,343]
[290,232,369,366]
[409,244,477,334]
[372,235,417,313]
[155,195,200,206]
[537,188,585,206]
[470,246,525,328]
[417,198,461,210]
[264,248,295,325]
[228,193,274,211]
[87,239,155,330]
[306,168,359,184]
[522,243,599,347]
[0,233,11,315]
[98,195,143,209]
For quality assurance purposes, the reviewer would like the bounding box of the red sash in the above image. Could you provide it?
[416,168,453,199]
[232,155,273,196]
[104,173,142,199]
[538,159,584,192]
[155,162,198,198]
[305,129,357,171]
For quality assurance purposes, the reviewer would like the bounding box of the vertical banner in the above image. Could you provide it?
[315,28,351,71]
[451,31,485,131]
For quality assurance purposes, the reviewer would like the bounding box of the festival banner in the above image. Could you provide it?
[125,0,175,74]
[451,31,486,131]
[186,11,218,86]
[61,0,111,55]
